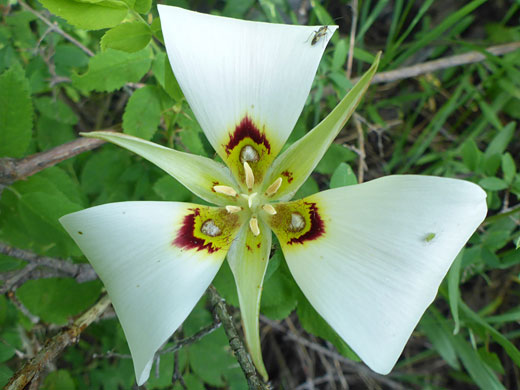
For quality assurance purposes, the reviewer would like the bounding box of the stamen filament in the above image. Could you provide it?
[243,161,254,190]
[225,205,242,213]
[213,185,237,197]
[249,217,260,236]
[265,177,282,196]
[262,204,276,215]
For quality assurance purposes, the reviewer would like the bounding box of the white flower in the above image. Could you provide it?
[60,5,487,385]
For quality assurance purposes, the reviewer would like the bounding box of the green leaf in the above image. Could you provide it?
[42,370,76,390]
[16,278,102,325]
[153,175,192,202]
[134,0,152,13]
[330,162,357,188]
[260,259,298,320]
[35,96,78,125]
[122,85,162,140]
[39,0,128,30]
[447,251,463,334]
[501,152,516,184]
[316,143,357,175]
[461,140,481,171]
[0,63,33,157]
[479,177,508,191]
[164,55,184,101]
[484,121,515,159]
[36,117,75,150]
[460,302,520,367]
[72,48,152,92]
[331,38,348,70]
[420,312,460,369]
[101,22,152,53]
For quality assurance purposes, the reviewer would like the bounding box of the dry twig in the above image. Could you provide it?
[4,295,111,390]
[0,137,106,188]
[355,42,520,84]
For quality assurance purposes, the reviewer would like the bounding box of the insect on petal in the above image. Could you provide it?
[158,5,337,189]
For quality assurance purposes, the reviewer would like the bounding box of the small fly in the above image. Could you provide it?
[310,26,330,46]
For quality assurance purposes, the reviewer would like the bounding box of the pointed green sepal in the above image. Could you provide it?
[226,220,272,380]
[263,52,381,201]
[82,131,238,206]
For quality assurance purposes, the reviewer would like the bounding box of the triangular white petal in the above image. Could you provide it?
[226,219,272,380]
[82,131,238,206]
[158,5,336,188]
[60,202,241,385]
[267,176,487,374]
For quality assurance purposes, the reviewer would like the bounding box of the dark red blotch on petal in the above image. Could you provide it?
[288,202,325,245]
[225,116,271,155]
[173,208,219,253]
[281,170,294,183]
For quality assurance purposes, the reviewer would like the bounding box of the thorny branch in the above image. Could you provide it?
[207,286,270,390]
[4,295,111,390]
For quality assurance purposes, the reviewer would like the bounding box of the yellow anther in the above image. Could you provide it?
[225,205,242,213]
[213,185,237,197]
[265,177,282,196]
[249,217,260,236]
[243,161,254,190]
[262,204,276,215]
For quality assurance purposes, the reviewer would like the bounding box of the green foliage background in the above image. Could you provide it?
[0,0,519,389]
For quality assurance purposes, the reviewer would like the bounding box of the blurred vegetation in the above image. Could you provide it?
[0,0,519,389]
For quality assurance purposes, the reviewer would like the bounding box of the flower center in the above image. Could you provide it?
[212,172,284,237]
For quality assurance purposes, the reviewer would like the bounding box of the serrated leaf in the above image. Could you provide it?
[72,48,152,92]
[153,175,192,202]
[35,96,78,125]
[122,85,162,139]
[36,117,75,150]
[39,0,128,30]
[16,278,102,325]
[0,63,33,157]
[101,22,152,53]
[479,177,508,191]
[330,162,357,188]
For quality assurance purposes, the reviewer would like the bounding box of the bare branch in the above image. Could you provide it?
[262,316,407,390]
[5,295,111,390]
[0,243,97,293]
[207,286,270,390]
[355,42,520,84]
[0,137,106,187]
[18,0,94,57]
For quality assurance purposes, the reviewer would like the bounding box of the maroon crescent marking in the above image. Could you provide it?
[173,208,219,253]
[225,116,271,155]
[288,202,325,245]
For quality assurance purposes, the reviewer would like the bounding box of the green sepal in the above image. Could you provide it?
[263,53,380,201]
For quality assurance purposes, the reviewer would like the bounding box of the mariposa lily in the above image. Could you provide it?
[60,5,487,386]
